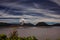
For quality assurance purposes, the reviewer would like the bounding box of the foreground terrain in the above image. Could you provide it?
[0,26,60,40]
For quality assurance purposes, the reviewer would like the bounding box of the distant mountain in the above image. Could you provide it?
[36,22,49,26]
[0,22,34,27]
[0,22,11,26]
[0,22,60,27]
[53,23,60,26]
[36,22,60,26]
[0,22,19,27]
[20,23,34,26]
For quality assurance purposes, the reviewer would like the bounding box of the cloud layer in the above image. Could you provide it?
[0,0,60,24]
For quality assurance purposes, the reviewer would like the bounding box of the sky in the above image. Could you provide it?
[0,0,60,25]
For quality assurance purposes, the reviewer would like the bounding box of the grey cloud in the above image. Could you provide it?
[0,1,60,24]
[50,0,60,5]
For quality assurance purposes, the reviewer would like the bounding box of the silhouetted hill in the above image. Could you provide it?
[20,23,34,26]
[0,22,34,27]
[53,23,60,26]
[0,22,60,27]
[0,22,19,27]
[36,22,49,26]
[36,22,60,27]
[0,22,11,26]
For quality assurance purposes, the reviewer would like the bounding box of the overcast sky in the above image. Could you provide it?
[0,0,60,25]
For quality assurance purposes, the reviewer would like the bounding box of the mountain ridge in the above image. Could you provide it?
[0,22,60,27]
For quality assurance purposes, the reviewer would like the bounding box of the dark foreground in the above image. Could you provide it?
[0,26,60,40]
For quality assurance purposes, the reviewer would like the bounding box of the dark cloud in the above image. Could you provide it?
[0,0,60,24]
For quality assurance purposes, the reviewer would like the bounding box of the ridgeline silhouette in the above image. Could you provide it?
[0,22,60,27]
